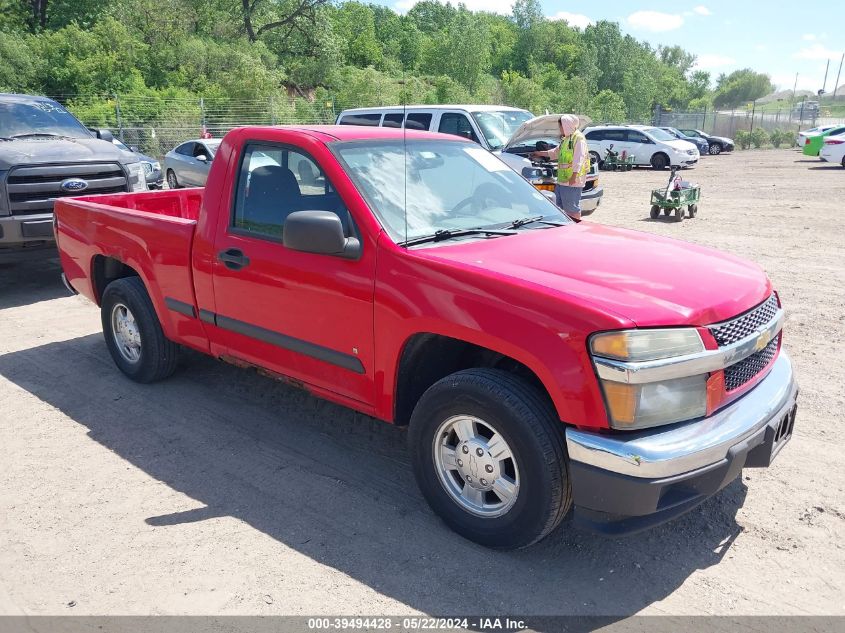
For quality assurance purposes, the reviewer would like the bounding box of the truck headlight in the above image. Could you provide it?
[591,329,707,429]
[126,162,148,192]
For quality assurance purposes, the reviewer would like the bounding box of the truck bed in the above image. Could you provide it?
[55,188,207,349]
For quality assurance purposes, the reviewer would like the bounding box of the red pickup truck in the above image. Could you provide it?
[55,125,798,549]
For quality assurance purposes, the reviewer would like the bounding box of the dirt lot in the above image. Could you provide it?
[0,149,843,618]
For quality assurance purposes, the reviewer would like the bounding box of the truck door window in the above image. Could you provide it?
[404,113,432,130]
[339,113,382,126]
[233,144,350,240]
[438,113,479,143]
[175,142,195,156]
[382,113,404,128]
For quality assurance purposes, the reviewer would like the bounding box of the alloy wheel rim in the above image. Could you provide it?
[432,415,520,518]
[111,302,142,363]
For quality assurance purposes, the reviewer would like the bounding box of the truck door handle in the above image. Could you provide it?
[218,248,250,270]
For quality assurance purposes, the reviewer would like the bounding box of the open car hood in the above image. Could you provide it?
[502,114,592,152]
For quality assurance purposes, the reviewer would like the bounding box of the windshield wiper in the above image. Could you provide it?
[505,215,566,229]
[401,227,517,247]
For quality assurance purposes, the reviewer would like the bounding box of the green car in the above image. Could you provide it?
[802,125,845,156]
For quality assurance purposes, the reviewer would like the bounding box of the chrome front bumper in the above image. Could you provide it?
[567,351,797,480]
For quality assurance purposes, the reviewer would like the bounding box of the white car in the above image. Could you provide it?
[818,134,845,167]
[584,125,699,169]
[796,125,837,148]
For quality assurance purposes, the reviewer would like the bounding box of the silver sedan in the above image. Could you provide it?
[163,139,221,188]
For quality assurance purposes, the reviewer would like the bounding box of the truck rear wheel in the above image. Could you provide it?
[101,277,178,383]
[408,368,571,549]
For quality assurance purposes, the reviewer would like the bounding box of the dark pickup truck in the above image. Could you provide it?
[0,93,148,262]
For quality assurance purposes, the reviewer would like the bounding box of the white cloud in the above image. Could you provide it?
[802,33,816,41]
[693,54,736,70]
[626,11,684,32]
[549,11,593,29]
[394,0,513,13]
[692,5,711,16]
[794,44,844,60]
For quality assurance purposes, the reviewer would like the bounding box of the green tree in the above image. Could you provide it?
[587,89,626,122]
[713,69,774,109]
[420,8,489,94]
[331,2,382,68]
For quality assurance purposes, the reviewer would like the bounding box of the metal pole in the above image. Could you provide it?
[199,97,206,136]
[702,105,707,130]
[821,59,830,95]
[114,94,123,141]
[789,73,798,121]
[750,100,756,132]
[834,54,844,99]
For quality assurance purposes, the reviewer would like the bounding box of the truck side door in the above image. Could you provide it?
[207,140,377,407]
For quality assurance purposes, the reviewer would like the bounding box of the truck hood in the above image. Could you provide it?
[418,223,771,327]
[0,137,136,170]
[502,114,592,152]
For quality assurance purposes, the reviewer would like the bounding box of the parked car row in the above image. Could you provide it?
[800,124,845,166]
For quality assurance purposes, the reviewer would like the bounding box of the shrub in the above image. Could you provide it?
[734,130,751,149]
[769,129,791,148]
[749,128,769,149]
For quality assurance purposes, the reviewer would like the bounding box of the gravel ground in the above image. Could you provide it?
[0,149,843,618]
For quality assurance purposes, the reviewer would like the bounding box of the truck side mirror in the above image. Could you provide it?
[95,129,114,142]
[283,211,361,260]
[521,166,542,179]
[195,154,208,163]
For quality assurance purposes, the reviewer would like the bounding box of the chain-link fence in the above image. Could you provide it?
[655,107,845,138]
[56,94,345,158]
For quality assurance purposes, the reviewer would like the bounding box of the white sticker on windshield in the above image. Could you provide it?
[464,147,509,172]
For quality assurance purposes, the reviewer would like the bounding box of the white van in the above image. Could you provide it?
[336,105,534,171]
[584,124,699,170]
[335,105,603,214]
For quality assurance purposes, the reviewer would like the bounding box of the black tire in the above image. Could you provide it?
[688,203,698,217]
[651,153,669,170]
[101,277,178,383]
[841,156,845,168]
[589,151,602,169]
[709,143,722,155]
[650,205,661,219]
[674,207,684,222]
[166,169,180,189]
[408,368,570,550]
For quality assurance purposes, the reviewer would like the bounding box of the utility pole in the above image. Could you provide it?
[834,54,844,99]
[821,59,830,95]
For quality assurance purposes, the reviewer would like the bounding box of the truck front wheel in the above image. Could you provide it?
[101,277,178,383]
[409,369,571,549]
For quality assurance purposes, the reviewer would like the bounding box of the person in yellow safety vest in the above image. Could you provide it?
[530,114,589,221]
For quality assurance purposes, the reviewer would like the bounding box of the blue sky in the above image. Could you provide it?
[385,0,845,94]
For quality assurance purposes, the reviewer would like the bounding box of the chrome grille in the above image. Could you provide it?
[709,294,779,347]
[724,336,779,391]
[6,163,128,216]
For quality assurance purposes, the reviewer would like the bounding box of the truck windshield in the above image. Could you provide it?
[0,101,92,139]
[333,139,570,244]
[472,110,534,150]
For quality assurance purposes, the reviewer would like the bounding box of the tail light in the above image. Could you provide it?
[824,139,844,145]
[804,138,810,145]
